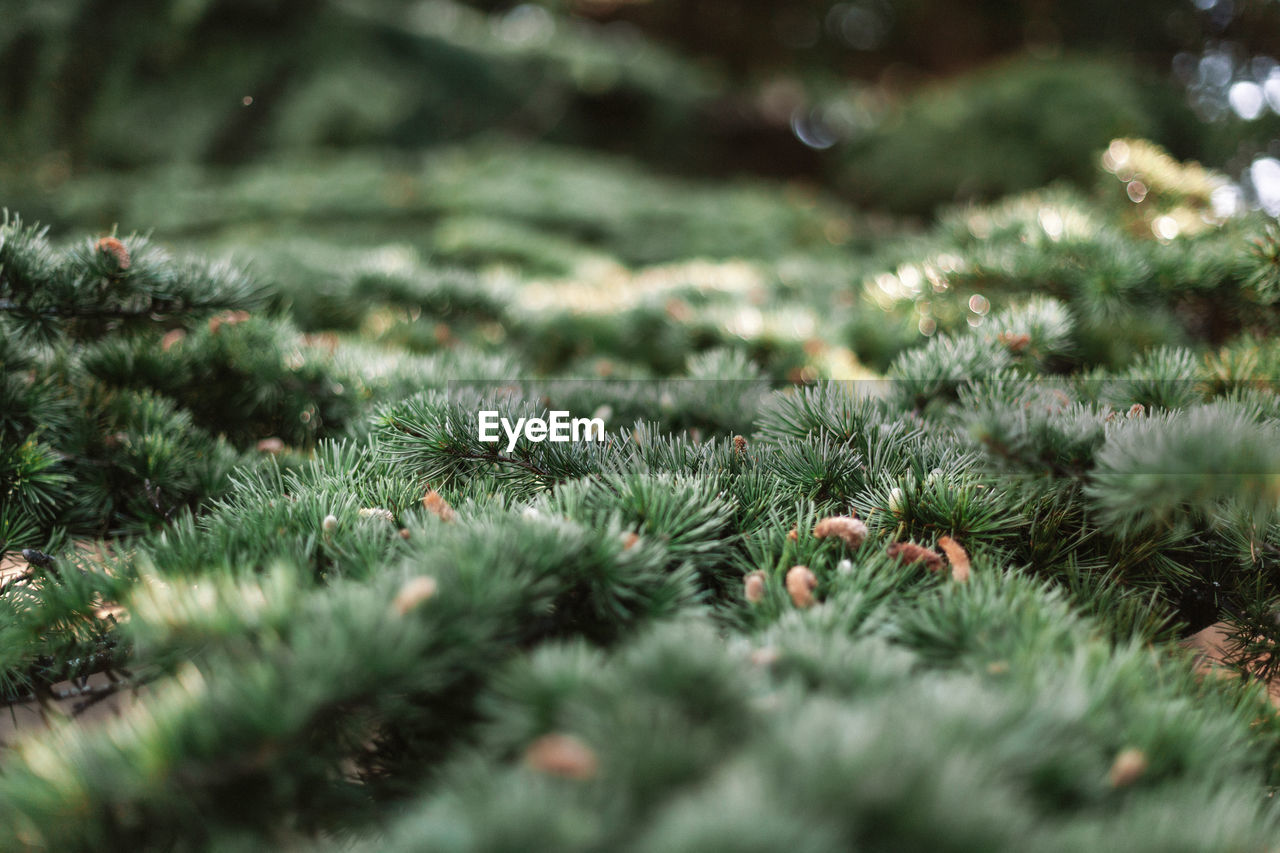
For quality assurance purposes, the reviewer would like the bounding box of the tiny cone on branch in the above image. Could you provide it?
[786,565,817,608]
[621,531,639,550]
[391,576,438,616]
[936,535,971,582]
[95,236,130,270]
[160,329,186,351]
[744,570,766,604]
[813,515,868,549]
[750,646,779,667]
[524,733,598,780]
[733,435,747,457]
[1108,748,1148,788]
[786,526,798,542]
[256,437,285,455]
[997,331,1031,354]
[887,541,945,573]
[208,310,251,334]
[422,489,457,522]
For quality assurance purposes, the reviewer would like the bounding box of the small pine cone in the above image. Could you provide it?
[786,527,798,543]
[398,527,412,540]
[812,515,868,550]
[302,332,340,354]
[936,535,971,582]
[96,236,130,270]
[743,570,767,604]
[621,531,639,550]
[160,329,186,352]
[750,646,779,667]
[256,437,285,455]
[887,541,945,573]
[733,435,747,457]
[208,310,251,334]
[391,575,438,616]
[1108,748,1148,788]
[785,565,817,609]
[996,331,1031,354]
[1127,403,1145,419]
[525,733,598,780]
[422,489,457,522]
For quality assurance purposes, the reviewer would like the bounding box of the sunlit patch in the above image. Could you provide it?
[1037,207,1064,240]
[897,264,922,294]
[1251,157,1280,218]
[1102,138,1240,235]
[1152,215,1180,241]
[1101,139,1130,173]
[1265,69,1280,113]
[517,259,763,314]
[1228,80,1265,120]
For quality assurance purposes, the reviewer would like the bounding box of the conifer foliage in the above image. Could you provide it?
[6,122,1280,851]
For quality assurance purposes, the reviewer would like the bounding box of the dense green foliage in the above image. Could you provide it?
[6,1,1280,849]
[5,136,1280,848]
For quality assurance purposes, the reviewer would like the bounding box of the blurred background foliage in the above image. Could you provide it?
[3,0,1280,386]
[3,0,1280,218]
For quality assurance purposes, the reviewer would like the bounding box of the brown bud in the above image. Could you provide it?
[786,527,798,543]
[996,331,1031,354]
[302,332,340,354]
[812,515,868,550]
[750,646,779,667]
[96,236,130,270]
[733,435,747,457]
[160,329,186,352]
[936,535,971,582]
[887,541,945,573]
[1108,748,1148,788]
[665,298,693,323]
[391,576,438,616]
[256,437,285,455]
[422,489,457,523]
[620,531,640,550]
[208,310,251,334]
[1127,403,1145,419]
[786,565,817,609]
[398,528,412,540]
[744,570,766,604]
[525,733,597,780]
